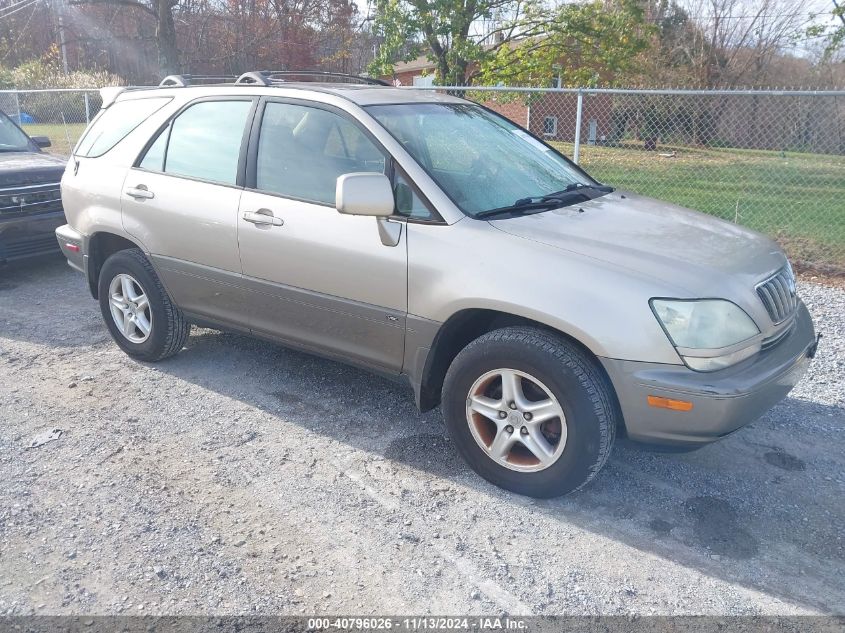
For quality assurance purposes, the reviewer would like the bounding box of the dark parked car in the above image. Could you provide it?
[0,111,65,264]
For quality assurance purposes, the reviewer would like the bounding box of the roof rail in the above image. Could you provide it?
[235,71,271,86]
[159,74,237,87]
[263,70,390,86]
[157,70,390,89]
[160,75,189,87]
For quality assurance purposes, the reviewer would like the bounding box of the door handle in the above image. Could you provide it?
[243,210,284,227]
[126,186,154,200]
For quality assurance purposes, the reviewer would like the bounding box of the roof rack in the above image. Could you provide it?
[233,70,389,87]
[160,75,189,87]
[234,71,271,86]
[160,70,390,89]
[160,74,237,87]
[266,71,390,86]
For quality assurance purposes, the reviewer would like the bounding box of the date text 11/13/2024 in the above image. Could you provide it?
[307,616,528,630]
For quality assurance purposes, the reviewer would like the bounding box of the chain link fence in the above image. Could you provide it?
[0,86,842,274]
[0,89,101,157]
[417,86,845,275]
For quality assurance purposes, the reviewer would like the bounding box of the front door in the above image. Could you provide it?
[122,97,256,328]
[237,99,407,372]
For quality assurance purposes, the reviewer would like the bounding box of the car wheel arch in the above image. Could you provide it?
[414,308,616,415]
[86,232,146,299]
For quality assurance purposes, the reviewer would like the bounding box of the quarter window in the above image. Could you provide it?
[138,100,252,186]
[394,171,433,221]
[255,102,386,205]
[75,97,171,158]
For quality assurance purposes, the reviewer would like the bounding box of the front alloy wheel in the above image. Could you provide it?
[466,368,566,472]
[442,326,617,497]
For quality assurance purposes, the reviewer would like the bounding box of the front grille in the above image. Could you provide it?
[0,233,60,261]
[0,183,63,219]
[756,265,798,324]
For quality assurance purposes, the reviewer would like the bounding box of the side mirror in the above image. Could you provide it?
[336,173,394,217]
[31,136,51,149]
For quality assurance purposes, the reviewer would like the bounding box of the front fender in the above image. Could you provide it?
[407,219,682,365]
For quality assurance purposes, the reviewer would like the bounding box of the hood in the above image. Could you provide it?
[489,190,785,296]
[0,151,67,188]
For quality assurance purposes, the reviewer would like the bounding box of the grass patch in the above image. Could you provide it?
[551,142,845,273]
[21,122,87,156]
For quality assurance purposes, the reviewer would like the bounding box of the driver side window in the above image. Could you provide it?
[255,102,386,205]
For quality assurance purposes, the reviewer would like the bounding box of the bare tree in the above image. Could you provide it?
[69,0,180,74]
[681,0,813,86]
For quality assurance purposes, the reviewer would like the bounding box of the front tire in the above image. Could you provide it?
[442,327,617,497]
[98,248,189,362]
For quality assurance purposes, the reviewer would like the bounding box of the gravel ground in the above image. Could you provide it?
[1,255,843,616]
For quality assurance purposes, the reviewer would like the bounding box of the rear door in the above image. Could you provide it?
[122,97,256,328]
[236,98,407,372]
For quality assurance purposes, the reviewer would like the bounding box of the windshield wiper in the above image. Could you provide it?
[564,181,614,193]
[513,182,614,207]
[475,182,615,220]
[474,199,566,220]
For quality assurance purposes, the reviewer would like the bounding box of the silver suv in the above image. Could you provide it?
[57,72,818,497]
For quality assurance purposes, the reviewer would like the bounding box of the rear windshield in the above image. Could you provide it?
[75,96,171,158]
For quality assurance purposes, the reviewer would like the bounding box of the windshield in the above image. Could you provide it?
[366,103,603,216]
[0,113,34,152]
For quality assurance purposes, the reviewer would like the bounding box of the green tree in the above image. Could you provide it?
[369,0,650,86]
[477,0,651,87]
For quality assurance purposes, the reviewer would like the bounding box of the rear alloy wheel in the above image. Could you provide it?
[98,248,189,362]
[108,273,152,344]
[442,326,617,497]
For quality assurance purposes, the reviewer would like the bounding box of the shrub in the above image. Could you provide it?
[0,57,124,124]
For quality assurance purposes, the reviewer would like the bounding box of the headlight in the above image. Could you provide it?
[651,299,761,372]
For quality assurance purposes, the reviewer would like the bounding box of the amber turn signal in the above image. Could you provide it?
[647,395,694,411]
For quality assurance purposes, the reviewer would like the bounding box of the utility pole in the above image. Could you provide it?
[52,0,70,74]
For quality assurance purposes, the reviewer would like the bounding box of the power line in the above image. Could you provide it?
[2,0,38,60]
[0,0,42,20]
[0,0,39,12]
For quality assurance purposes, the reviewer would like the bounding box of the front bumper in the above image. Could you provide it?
[0,212,64,263]
[600,301,817,447]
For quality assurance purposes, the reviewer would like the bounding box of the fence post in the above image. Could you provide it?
[14,91,21,125]
[573,88,584,164]
[84,92,90,124]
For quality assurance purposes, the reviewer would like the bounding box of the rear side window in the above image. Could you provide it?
[75,97,171,158]
[138,100,253,186]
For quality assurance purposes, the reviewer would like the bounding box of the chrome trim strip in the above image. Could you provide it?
[0,182,62,192]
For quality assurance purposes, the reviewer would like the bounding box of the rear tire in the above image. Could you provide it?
[98,248,189,362]
[442,326,617,497]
